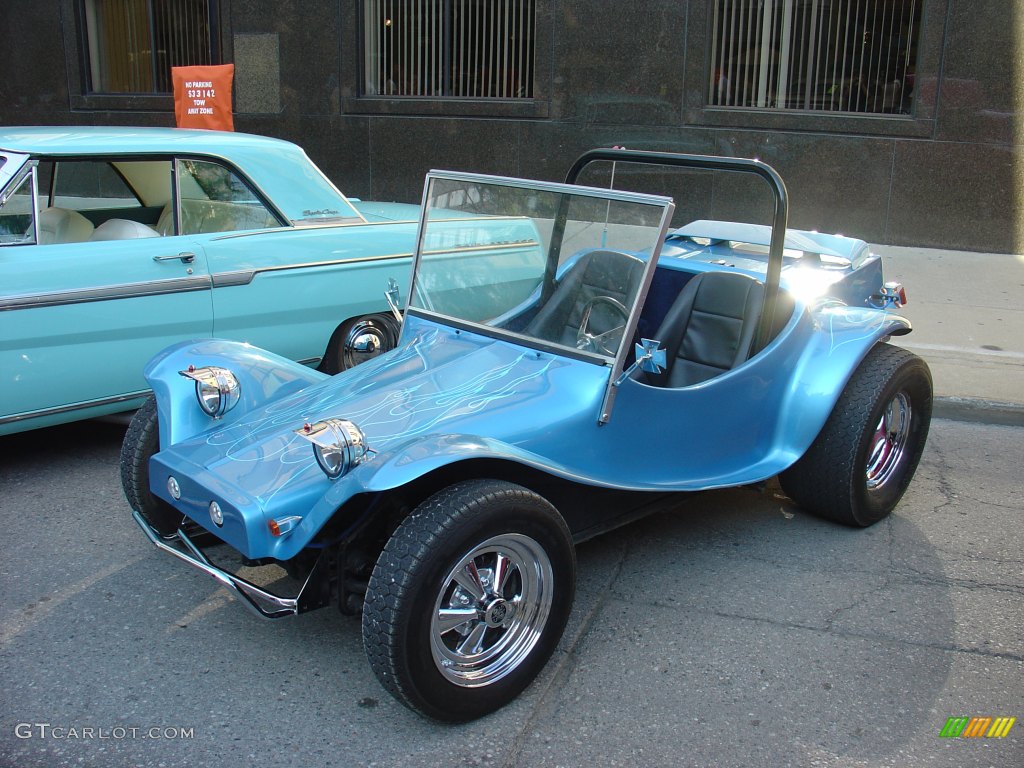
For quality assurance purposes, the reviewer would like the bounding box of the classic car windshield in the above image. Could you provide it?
[409,173,673,360]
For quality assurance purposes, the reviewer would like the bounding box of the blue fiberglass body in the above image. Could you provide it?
[129,151,929,723]
[142,162,910,562]
[147,303,904,562]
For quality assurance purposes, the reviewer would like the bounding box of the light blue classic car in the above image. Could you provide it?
[125,150,932,721]
[0,127,423,435]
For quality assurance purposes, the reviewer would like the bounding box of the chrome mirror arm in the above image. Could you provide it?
[385,277,403,324]
[614,339,666,387]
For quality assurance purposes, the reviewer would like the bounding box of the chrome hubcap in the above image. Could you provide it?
[866,392,912,490]
[342,319,394,369]
[430,534,553,687]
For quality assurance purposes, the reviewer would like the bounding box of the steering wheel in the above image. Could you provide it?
[576,295,629,355]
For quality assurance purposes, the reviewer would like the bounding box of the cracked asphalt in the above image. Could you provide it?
[1,416,1021,767]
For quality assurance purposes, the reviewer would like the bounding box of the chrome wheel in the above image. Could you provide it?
[341,317,396,369]
[325,315,399,373]
[779,343,932,527]
[430,533,554,687]
[866,391,911,491]
[363,479,575,720]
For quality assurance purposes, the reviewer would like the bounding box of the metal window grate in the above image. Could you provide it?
[363,0,534,98]
[709,0,921,114]
[82,0,219,94]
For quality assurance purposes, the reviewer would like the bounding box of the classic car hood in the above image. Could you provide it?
[162,322,605,505]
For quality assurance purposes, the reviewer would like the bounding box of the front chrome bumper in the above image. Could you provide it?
[133,510,311,620]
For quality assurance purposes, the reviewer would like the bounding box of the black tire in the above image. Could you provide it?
[780,343,932,527]
[322,314,399,374]
[362,479,576,722]
[120,396,183,537]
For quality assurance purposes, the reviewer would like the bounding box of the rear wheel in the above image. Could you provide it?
[780,343,932,526]
[120,396,183,536]
[322,314,399,374]
[362,479,575,721]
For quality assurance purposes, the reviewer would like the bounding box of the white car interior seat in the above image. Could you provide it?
[90,219,160,241]
[37,207,95,244]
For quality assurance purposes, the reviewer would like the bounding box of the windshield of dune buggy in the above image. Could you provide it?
[408,172,674,362]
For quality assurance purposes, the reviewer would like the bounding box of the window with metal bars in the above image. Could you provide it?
[709,0,922,114]
[362,0,535,99]
[81,0,220,94]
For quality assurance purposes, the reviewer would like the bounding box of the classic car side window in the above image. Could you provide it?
[48,160,144,212]
[176,159,281,234]
[21,160,172,243]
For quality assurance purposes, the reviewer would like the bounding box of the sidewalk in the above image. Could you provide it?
[874,244,1024,425]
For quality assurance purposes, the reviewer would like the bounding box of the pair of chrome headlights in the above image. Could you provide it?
[179,365,369,480]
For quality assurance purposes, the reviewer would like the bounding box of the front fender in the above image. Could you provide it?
[776,304,912,464]
[260,434,548,561]
[363,434,558,493]
[145,339,328,448]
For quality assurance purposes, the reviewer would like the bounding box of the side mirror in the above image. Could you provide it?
[614,338,666,386]
[385,278,403,323]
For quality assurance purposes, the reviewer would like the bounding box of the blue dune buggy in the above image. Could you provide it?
[123,150,931,721]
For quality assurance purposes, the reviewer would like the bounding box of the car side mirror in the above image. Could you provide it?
[614,338,666,386]
[385,278,402,323]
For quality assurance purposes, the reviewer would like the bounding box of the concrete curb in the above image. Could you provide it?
[933,397,1024,427]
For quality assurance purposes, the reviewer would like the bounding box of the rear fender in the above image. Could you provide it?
[776,304,911,465]
[144,339,328,448]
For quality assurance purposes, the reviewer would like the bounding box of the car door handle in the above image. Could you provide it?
[153,252,196,264]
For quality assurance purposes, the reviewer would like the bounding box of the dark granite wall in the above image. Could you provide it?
[2,0,1020,253]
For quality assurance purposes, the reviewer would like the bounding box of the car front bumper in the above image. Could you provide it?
[132,510,330,619]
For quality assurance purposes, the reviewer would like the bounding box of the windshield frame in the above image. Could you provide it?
[404,170,675,417]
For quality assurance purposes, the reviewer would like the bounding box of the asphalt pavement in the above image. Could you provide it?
[0,417,1021,768]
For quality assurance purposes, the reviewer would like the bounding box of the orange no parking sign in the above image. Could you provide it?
[172,64,235,131]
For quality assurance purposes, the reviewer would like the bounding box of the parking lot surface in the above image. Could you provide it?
[1,417,1021,767]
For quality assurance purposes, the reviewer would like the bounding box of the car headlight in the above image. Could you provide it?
[295,418,370,479]
[179,365,241,418]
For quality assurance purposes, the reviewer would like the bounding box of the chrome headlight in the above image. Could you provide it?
[296,418,370,479]
[179,365,241,418]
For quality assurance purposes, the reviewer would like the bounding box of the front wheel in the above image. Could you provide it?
[120,396,184,536]
[780,343,932,527]
[362,479,576,722]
